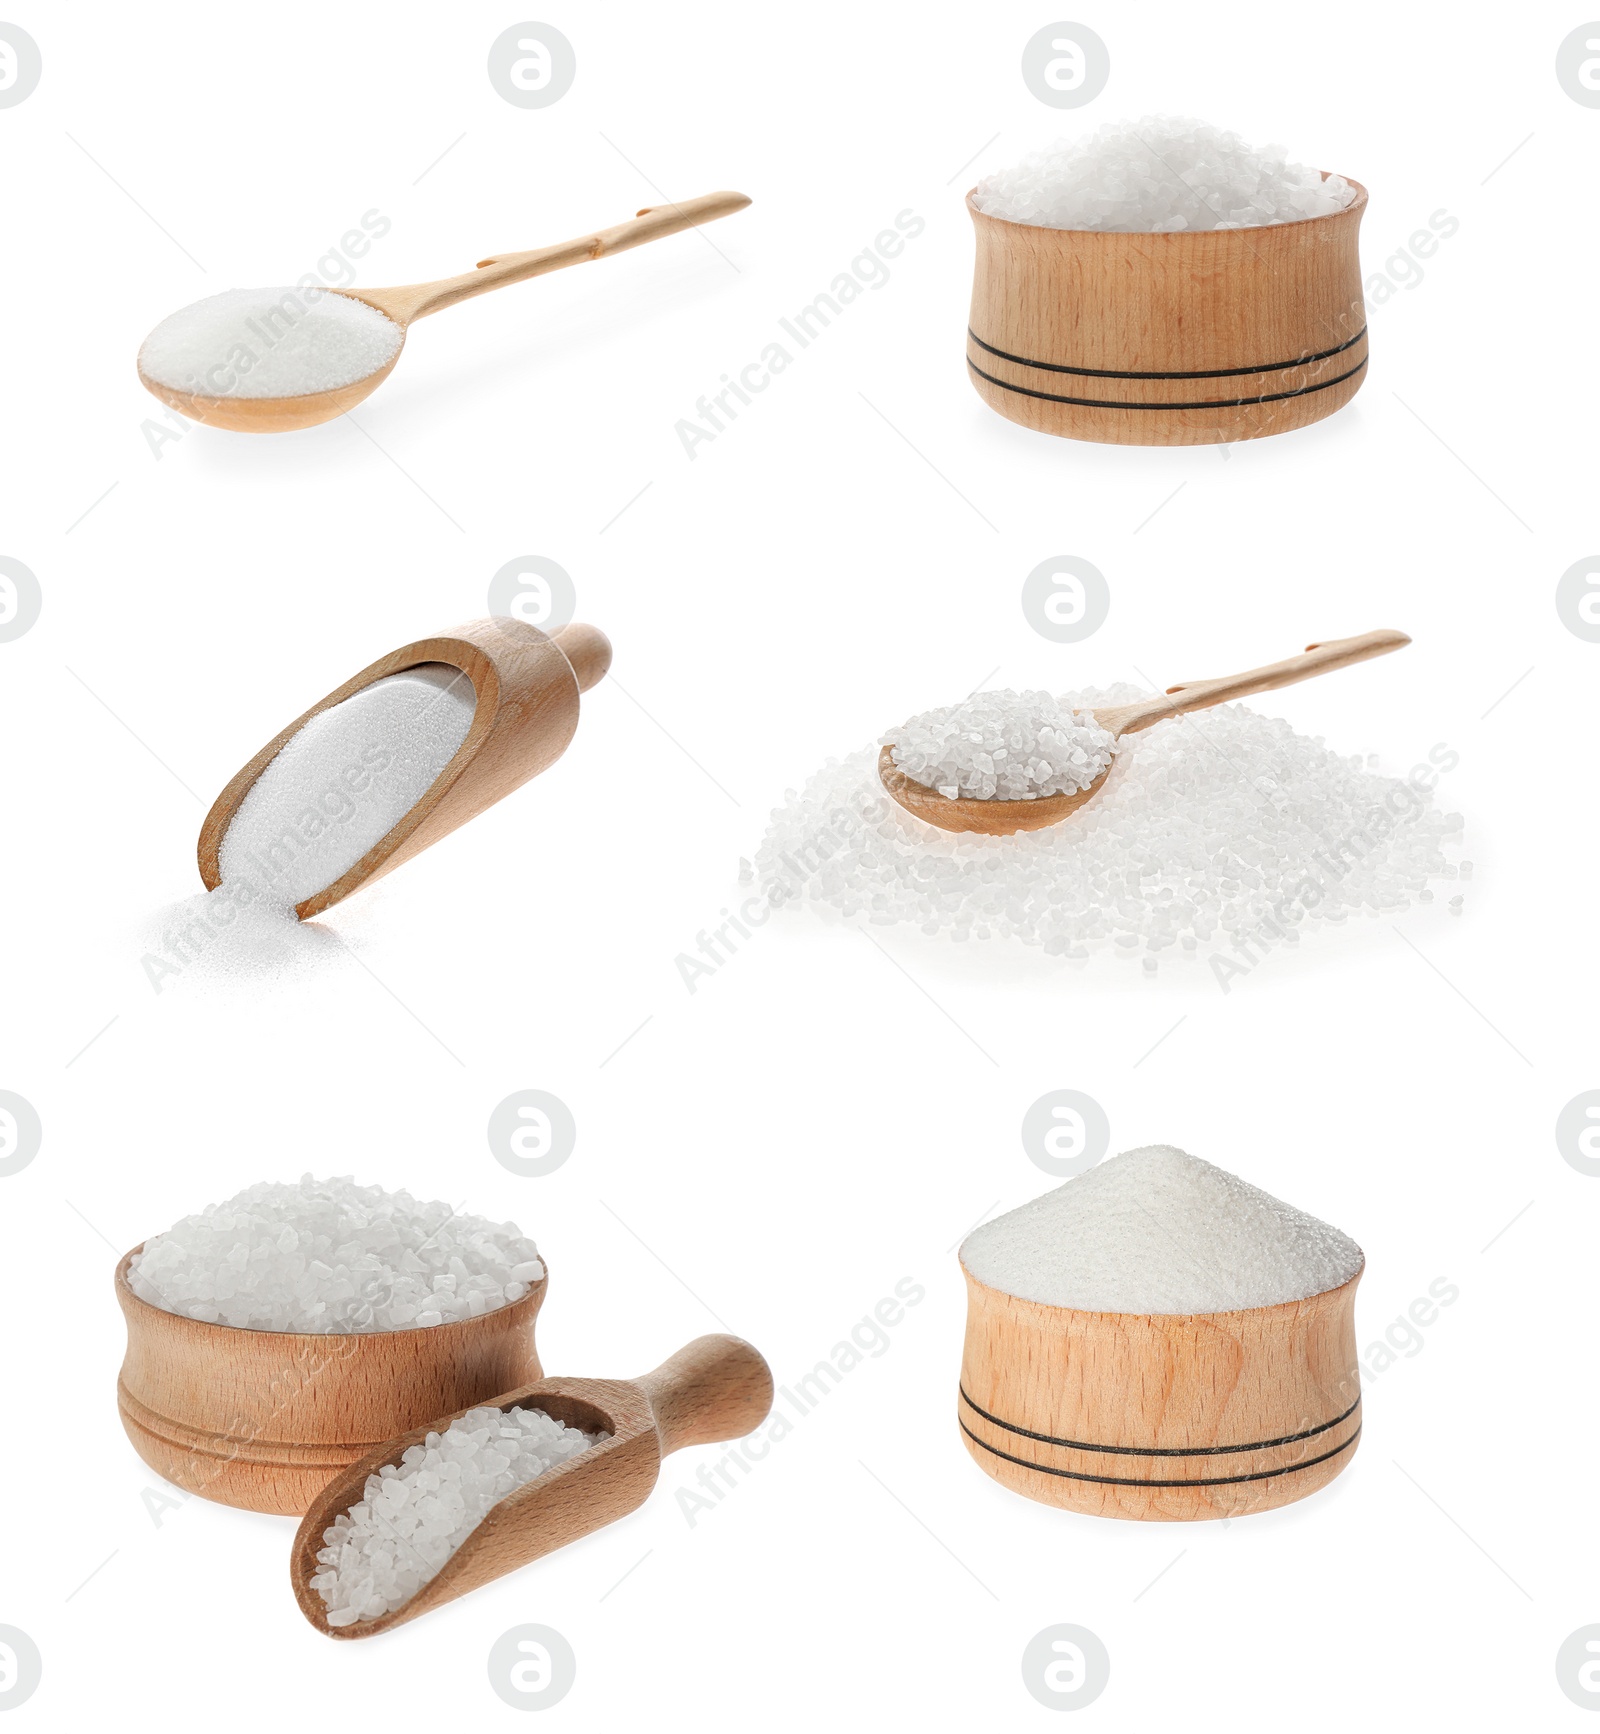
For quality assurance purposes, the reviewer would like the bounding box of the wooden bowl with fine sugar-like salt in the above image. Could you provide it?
[957,1259,1363,1521]
[965,179,1368,446]
[114,1246,548,1516]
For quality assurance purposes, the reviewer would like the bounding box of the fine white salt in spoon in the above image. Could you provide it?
[138,192,751,431]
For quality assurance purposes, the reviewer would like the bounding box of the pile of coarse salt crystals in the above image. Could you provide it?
[751,685,1468,975]
[884,690,1114,801]
[126,1175,543,1332]
[312,1405,605,1626]
[972,115,1356,233]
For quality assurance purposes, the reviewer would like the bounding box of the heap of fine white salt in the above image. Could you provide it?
[961,1146,1362,1313]
[139,287,402,399]
[973,116,1356,232]
[884,691,1114,801]
[217,664,477,913]
[126,1175,543,1331]
[753,684,1466,969]
[312,1405,605,1626]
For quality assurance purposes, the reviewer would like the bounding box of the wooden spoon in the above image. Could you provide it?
[198,617,610,920]
[138,192,752,432]
[878,629,1411,837]
[291,1334,774,1638]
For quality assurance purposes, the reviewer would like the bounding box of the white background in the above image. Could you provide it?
[2,1,1596,1726]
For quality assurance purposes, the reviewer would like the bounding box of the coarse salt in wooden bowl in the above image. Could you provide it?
[957,1259,1362,1522]
[965,179,1368,446]
[114,1246,548,1516]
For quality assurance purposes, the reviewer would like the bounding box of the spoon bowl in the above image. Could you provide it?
[879,629,1410,837]
[138,192,752,433]
[877,745,1110,835]
[291,1334,773,1638]
[139,345,405,434]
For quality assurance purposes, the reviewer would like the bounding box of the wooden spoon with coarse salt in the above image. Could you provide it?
[878,630,1411,837]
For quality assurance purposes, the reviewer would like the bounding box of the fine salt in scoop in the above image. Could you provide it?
[291,1334,774,1638]
[200,617,610,919]
[878,629,1410,836]
[138,192,752,432]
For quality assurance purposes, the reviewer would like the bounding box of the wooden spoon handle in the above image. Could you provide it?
[550,622,611,692]
[370,192,752,324]
[1110,629,1411,737]
[634,1335,774,1456]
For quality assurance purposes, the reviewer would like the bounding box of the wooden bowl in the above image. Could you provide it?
[957,1260,1362,1521]
[965,180,1368,446]
[114,1247,547,1516]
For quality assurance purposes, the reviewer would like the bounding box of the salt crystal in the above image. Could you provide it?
[883,690,1114,802]
[961,1146,1362,1313]
[126,1175,543,1333]
[139,287,402,400]
[973,116,1356,233]
[313,1404,606,1625]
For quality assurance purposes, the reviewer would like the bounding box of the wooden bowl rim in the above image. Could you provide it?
[116,1242,549,1346]
[964,175,1368,241]
[958,1251,1364,1325]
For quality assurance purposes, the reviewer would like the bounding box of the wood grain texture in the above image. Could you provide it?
[966,180,1368,446]
[196,617,607,920]
[138,193,752,433]
[290,1334,774,1639]
[958,1261,1362,1521]
[114,1247,548,1517]
[878,629,1409,836]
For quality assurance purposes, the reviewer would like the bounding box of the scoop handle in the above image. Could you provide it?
[634,1335,774,1456]
[376,192,752,324]
[1107,629,1410,737]
[550,622,612,693]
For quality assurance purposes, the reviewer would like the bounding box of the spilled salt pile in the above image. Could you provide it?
[962,1146,1362,1313]
[217,665,476,913]
[312,1405,605,1626]
[884,691,1114,801]
[139,287,402,399]
[126,1175,543,1331]
[973,116,1356,233]
[752,685,1465,972]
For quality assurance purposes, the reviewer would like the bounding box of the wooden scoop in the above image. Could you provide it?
[291,1334,774,1638]
[139,192,752,432]
[198,616,610,920]
[879,629,1410,837]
